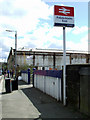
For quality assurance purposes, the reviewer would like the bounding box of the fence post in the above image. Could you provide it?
[7,70,10,78]
[28,68,30,84]
[33,68,36,87]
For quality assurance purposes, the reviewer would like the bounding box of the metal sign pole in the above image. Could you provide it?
[15,31,17,80]
[63,26,66,106]
[54,5,74,106]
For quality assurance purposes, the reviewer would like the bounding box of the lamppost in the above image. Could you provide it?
[6,30,17,80]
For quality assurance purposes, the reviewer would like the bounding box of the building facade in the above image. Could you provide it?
[7,48,90,70]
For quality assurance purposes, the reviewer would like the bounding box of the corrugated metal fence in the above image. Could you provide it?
[34,70,62,101]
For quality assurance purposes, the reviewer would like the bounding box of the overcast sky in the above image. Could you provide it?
[0,0,89,62]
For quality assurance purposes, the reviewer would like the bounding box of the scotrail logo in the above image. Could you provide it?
[59,7,70,15]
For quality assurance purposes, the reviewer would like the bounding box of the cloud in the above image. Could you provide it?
[0,0,26,17]
[0,0,53,61]
[0,0,53,34]
[72,26,88,35]
[66,34,88,51]
[0,0,88,62]
[13,24,88,51]
[43,0,89,2]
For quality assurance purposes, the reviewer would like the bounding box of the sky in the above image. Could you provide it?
[0,0,89,62]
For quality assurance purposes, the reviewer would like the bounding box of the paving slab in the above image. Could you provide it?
[0,76,3,120]
[2,80,40,119]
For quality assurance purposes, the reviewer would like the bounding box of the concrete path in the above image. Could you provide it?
[0,75,3,120]
[1,78,89,119]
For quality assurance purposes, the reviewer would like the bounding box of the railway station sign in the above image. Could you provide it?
[54,5,74,27]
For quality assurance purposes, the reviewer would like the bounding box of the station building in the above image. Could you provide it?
[7,47,90,70]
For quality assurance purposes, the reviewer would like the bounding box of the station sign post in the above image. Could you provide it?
[54,5,74,106]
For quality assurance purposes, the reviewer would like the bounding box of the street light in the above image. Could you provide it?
[6,30,17,80]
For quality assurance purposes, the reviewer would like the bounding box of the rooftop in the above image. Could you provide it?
[18,48,89,54]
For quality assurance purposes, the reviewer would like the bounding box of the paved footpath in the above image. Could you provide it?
[0,76,3,120]
[0,78,89,119]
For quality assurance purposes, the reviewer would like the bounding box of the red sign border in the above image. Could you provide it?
[54,5,74,17]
